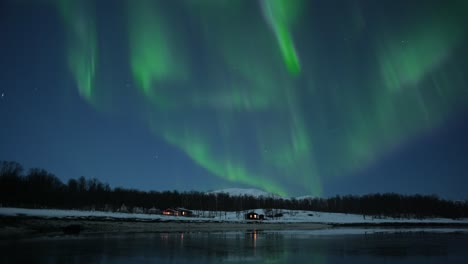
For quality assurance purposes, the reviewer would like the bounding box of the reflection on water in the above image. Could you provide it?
[1,230,467,263]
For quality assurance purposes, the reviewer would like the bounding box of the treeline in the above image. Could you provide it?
[1,161,468,219]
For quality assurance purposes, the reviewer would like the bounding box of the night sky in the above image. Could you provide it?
[1,0,467,199]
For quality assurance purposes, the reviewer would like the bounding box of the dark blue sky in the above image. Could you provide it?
[1,0,467,199]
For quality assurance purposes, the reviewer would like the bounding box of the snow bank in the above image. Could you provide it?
[1,207,467,224]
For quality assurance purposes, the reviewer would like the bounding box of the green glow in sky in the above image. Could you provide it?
[49,0,468,196]
[135,0,467,197]
[377,7,466,93]
[163,130,288,196]
[261,0,304,75]
[127,0,188,107]
[56,0,97,101]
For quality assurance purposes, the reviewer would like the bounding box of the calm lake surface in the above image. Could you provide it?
[2,229,468,263]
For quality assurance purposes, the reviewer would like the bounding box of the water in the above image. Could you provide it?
[2,229,467,263]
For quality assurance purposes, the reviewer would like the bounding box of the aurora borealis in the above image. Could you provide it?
[55,0,97,102]
[1,0,468,198]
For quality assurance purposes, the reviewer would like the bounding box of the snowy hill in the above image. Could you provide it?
[209,188,318,200]
[209,188,284,199]
[295,195,316,200]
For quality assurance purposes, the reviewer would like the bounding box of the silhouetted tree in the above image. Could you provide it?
[1,161,467,219]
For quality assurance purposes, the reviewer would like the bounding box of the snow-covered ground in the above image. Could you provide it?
[253,210,468,224]
[1,207,467,225]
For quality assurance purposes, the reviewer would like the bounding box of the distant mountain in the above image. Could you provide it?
[209,188,284,199]
[295,195,316,200]
[209,188,318,200]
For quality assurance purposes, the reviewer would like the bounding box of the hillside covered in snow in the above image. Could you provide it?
[208,188,284,199]
[208,188,315,200]
[2,207,468,225]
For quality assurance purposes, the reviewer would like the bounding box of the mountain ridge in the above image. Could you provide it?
[209,188,316,200]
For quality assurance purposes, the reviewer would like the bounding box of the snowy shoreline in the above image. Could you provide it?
[1,207,468,238]
[2,207,468,224]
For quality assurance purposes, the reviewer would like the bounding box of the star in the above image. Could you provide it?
[1,92,4,98]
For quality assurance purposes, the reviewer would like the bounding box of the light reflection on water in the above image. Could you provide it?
[1,229,467,263]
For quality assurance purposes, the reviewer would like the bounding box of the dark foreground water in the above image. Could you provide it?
[2,229,468,263]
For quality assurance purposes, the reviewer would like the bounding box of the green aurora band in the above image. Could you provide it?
[261,0,303,75]
[377,3,467,93]
[163,131,289,196]
[52,0,468,196]
[127,0,188,108]
[139,0,321,196]
[55,0,97,102]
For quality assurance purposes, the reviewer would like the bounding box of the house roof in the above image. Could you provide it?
[176,207,192,211]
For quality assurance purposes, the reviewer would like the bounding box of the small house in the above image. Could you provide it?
[162,208,178,216]
[245,212,259,220]
[177,208,194,217]
[162,208,194,217]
